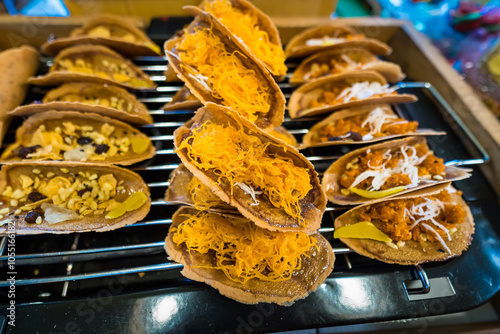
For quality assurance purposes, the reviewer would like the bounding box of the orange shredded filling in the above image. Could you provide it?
[319,115,418,143]
[171,211,318,283]
[187,176,229,211]
[203,0,287,76]
[340,143,445,190]
[177,121,313,225]
[177,26,271,124]
[359,190,466,243]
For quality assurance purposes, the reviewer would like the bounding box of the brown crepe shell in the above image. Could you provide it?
[288,71,418,119]
[0,111,155,165]
[290,48,405,85]
[164,11,285,129]
[322,137,471,205]
[185,0,285,78]
[162,85,203,111]
[265,125,299,148]
[165,164,236,213]
[285,24,392,59]
[301,104,445,148]
[165,207,335,305]
[10,82,153,125]
[0,46,40,147]
[334,184,475,265]
[29,44,156,91]
[174,103,326,233]
[0,162,151,235]
[42,14,161,56]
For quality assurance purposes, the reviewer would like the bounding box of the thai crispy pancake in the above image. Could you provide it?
[290,48,405,85]
[301,104,445,148]
[285,24,392,59]
[164,10,285,129]
[265,126,299,148]
[162,85,203,111]
[42,14,161,56]
[165,207,335,305]
[174,103,326,233]
[0,111,154,165]
[0,162,150,234]
[288,71,417,119]
[322,137,471,205]
[185,0,286,78]
[10,82,153,125]
[166,164,236,212]
[334,184,474,265]
[0,46,40,147]
[29,44,156,90]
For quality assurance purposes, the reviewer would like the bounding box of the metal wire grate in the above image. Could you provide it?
[0,57,487,301]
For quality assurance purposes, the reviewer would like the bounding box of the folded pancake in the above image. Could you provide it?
[265,126,299,148]
[302,105,444,148]
[334,184,474,265]
[164,11,285,129]
[42,14,161,56]
[165,207,335,305]
[285,24,392,59]
[0,46,40,147]
[166,164,236,212]
[185,0,287,78]
[0,111,155,165]
[174,103,326,233]
[10,82,153,125]
[29,44,156,90]
[0,162,150,234]
[322,137,470,205]
[290,48,405,85]
[162,85,203,111]
[288,71,417,119]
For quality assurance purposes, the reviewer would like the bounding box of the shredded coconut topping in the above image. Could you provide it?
[422,223,452,254]
[235,182,263,206]
[337,82,397,103]
[361,107,405,140]
[305,37,347,46]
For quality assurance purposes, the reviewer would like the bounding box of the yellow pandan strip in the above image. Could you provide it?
[131,137,150,154]
[334,221,392,243]
[350,186,406,199]
[105,191,148,219]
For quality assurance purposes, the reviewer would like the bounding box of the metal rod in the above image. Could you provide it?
[62,234,80,297]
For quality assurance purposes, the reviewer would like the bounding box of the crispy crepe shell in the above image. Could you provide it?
[174,103,326,233]
[265,125,299,148]
[322,137,471,205]
[290,48,405,85]
[0,110,155,165]
[185,0,284,78]
[164,11,285,129]
[42,15,161,56]
[29,44,156,91]
[165,207,335,305]
[166,164,236,212]
[162,85,203,111]
[10,82,153,125]
[288,71,418,119]
[0,162,151,235]
[0,46,40,147]
[302,105,445,148]
[285,24,392,59]
[334,184,475,265]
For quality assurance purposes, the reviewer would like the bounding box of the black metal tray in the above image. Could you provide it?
[1,22,500,334]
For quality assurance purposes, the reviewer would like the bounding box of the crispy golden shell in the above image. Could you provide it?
[334,184,475,265]
[164,11,285,129]
[165,207,335,305]
[10,82,153,125]
[285,24,392,59]
[174,103,326,233]
[288,71,417,119]
[29,44,156,90]
[301,104,445,148]
[162,85,203,111]
[42,14,161,56]
[322,137,471,205]
[290,48,405,85]
[0,111,155,165]
[0,162,150,234]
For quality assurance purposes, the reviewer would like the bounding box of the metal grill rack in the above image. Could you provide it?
[1,56,499,333]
